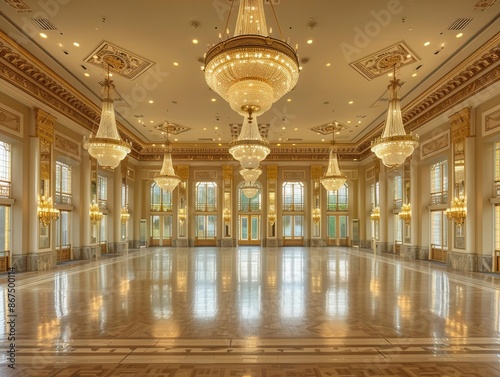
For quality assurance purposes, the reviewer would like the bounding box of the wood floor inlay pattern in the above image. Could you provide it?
[2,246,500,375]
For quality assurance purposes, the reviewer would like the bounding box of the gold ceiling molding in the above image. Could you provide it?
[0,31,142,159]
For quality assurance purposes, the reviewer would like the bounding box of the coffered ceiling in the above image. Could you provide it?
[0,0,499,162]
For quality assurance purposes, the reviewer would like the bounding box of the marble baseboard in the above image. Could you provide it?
[73,245,101,260]
[221,238,236,247]
[11,255,27,272]
[376,242,392,254]
[360,240,372,249]
[108,242,128,254]
[308,238,325,247]
[419,246,429,260]
[129,240,140,249]
[401,245,419,260]
[174,238,189,247]
[447,252,493,272]
[264,238,279,247]
[25,250,57,272]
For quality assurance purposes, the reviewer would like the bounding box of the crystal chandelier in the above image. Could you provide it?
[241,181,260,199]
[371,65,419,168]
[240,167,262,183]
[205,0,299,167]
[38,196,59,226]
[399,203,411,223]
[371,206,380,221]
[84,63,131,169]
[445,195,466,226]
[154,127,181,193]
[89,201,103,225]
[321,129,347,192]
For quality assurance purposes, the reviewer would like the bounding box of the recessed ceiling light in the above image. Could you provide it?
[203,127,207,131]
[215,126,219,130]
[349,101,354,104]
[388,72,393,77]
[325,63,331,67]
[287,98,292,102]
[412,73,417,77]
[294,128,298,131]
[321,139,325,142]
[39,33,47,38]
[218,143,222,146]
[149,100,154,104]
[456,33,463,38]
[424,41,431,46]
[174,138,178,141]
[211,98,216,102]
[347,121,351,124]
[299,66,303,70]
[292,143,296,146]
[282,126,286,130]
[173,62,179,66]
[192,39,199,44]
[336,131,340,135]
[57,43,63,47]
[152,144,156,146]
[84,73,90,77]
[150,120,154,123]
[406,54,411,58]
[73,42,80,47]
[307,39,313,44]
[277,143,281,146]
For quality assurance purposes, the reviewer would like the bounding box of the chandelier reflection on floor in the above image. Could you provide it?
[371,64,419,168]
[204,0,299,170]
[84,61,131,169]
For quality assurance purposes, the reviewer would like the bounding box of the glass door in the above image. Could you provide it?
[239,215,261,245]
[327,215,349,246]
[150,215,173,246]
[283,215,304,246]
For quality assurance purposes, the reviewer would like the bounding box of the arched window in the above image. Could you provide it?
[327,183,348,212]
[151,182,172,212]
[238,181,262,212]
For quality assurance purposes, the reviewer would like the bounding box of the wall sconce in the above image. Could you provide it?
[312,208,321,224]
[370,206,380,221]
[120,205,130,223]
[399,203,411,224]
[38,196,60,226]
[223,208,231,224]
[90,201,103,225]
[178,208,186,224]
[268,212,276,225]
[445,195,466,226]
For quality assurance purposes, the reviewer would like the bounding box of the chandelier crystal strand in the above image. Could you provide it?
[205,0,299,117]
[321,129,347,192]
[371,65,419,168]
[154,129,181,192]
[229,107,270,169]
[240,167,262,183]
[85,67,131,169]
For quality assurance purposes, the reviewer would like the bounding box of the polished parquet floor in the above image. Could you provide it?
[2,246,500,376]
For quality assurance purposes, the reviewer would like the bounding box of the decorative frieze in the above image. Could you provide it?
[54,131,80,159]
[420,130,450,160]
[0,104,22,136]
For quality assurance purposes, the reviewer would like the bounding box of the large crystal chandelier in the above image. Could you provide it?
[205,0,299,167]
[154,127,181,192]
[321,129,347,192]
[240,166,262,199]
[85,63,131,169]
[371,65,419,168]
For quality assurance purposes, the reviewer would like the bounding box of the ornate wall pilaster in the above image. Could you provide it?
[175,165,189,246]
[265,165,278,247]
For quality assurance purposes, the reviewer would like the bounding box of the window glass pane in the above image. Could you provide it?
[99,214,107,242]
[61,211,70,246]
[328,216,336,238]
[339,215,348,238]
[294,215,303,236]
[151,215,160,239]
[241,217,248,240]
[394,176,403,200]
[163,216,172,238]
[0,142,11,183]
[282,182,304,211]
[98,175,107,204]
[0,205,10,251]
[251,216,259,240]
[495,205,500,251]
[207,215,216,238]
[283,215,292,236]
[495,142,500,181]
[196,182,217,211]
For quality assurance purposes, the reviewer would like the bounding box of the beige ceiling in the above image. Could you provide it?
[0,0,499,161]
